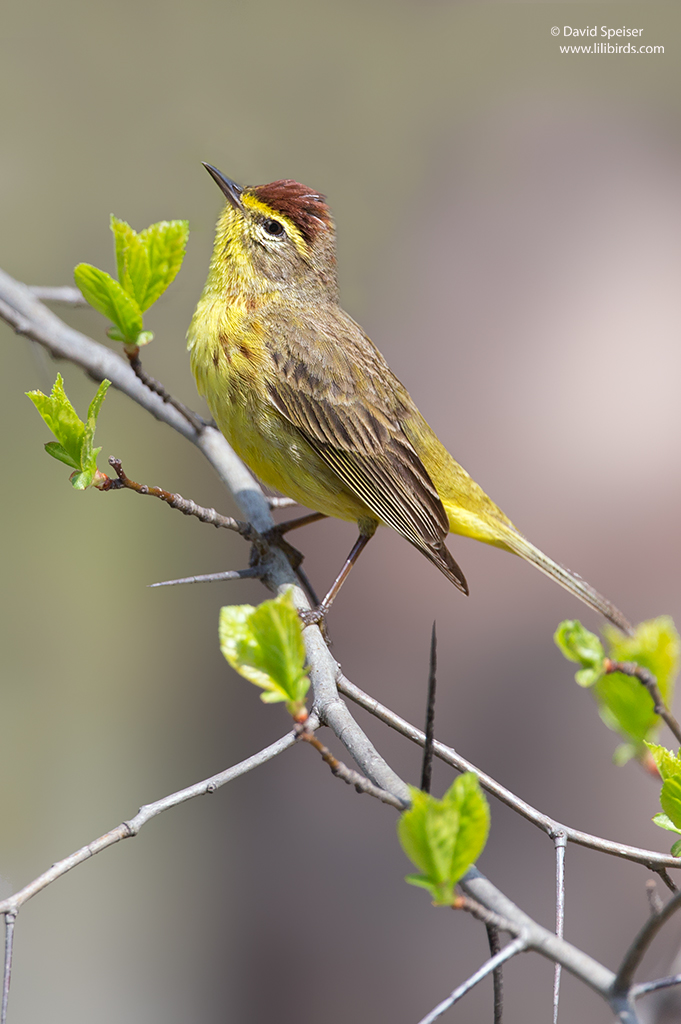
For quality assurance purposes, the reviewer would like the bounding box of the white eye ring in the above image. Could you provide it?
[262,218,285,238]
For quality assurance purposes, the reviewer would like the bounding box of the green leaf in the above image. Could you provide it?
[26,375,110,489]
[652,813,681,835]
[605,617,679,708]
[660,775,681,831]
[404,874,436,891]
[218,590,309,716]
[76,216,188,348]
[557,617,680,759]
[446,773,491,885]
[398,789,440,885]
[138,220,189,310]
[87,376,109,426]
[398,774,490,906]
[612,742,637,767]
[554,620,605,687]
[671,840,681,857]
[110,215,151,310]
[74,263,143,343]
[44,440,80,470]
[594,617,680,752]
[594,672,656,747]
[644,742,681,781]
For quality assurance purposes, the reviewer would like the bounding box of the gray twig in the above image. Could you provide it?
[297,728,406,809]
[103,457,259,538]
[632,973,681,998]
[336,672,681,871]
[0,731,301,1021]
[415,936,528,1024]
[29,285,86,305]
[1,914,15,1024]
[0,732,298,921]
[123,345,206,432]
[553,831,567,1024]
[654,867,678,894]
[454,894,519,934]
[613,889,681,996]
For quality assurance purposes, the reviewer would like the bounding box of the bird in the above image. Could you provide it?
[187,163,631,634]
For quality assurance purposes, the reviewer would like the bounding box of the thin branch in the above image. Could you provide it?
[101,457,259,539]
[336,672,681,870]
[420,622,437,794]
[149,568,260,588]
[453,894,520,934]
[0,731,298,919]
[553,831,567,1024]
[415,936,528,1024]
[123,345,206,432]
[613,889,681,995]
[604,659,681,747]
[297,729,406,809]
[632,973,681,997]
[29,285,86,305]
[485,923,503,1024]
[1,914,15,1024]
[654,867,678,894]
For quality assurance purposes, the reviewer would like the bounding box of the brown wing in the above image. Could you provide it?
[265,312,468,594]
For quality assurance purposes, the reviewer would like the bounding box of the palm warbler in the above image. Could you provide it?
[188,164,630,633]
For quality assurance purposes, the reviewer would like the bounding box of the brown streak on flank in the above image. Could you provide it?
[239,342,254,361]
[218,333,232,363]
[249,180,333,245]
[212,348,220,368]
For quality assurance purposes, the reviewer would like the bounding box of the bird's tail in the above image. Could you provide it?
[500,528,633,636]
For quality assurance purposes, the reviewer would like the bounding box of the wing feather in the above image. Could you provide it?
[266,318,468,593]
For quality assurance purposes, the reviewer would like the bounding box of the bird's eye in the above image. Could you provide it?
[263,218,285,237]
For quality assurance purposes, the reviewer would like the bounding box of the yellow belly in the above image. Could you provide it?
[189,306,373,523]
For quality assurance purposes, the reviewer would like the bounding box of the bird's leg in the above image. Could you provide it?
[300,523,377,627]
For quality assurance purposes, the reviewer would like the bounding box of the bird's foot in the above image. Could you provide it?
[299,605,331,641]
[299,606,324,627]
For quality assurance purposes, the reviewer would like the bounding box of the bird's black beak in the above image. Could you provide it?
[203,163,244,211]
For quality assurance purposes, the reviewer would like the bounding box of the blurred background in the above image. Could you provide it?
[2,1,681,1021]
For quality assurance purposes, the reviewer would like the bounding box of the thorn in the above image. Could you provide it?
[149,568,260,587]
